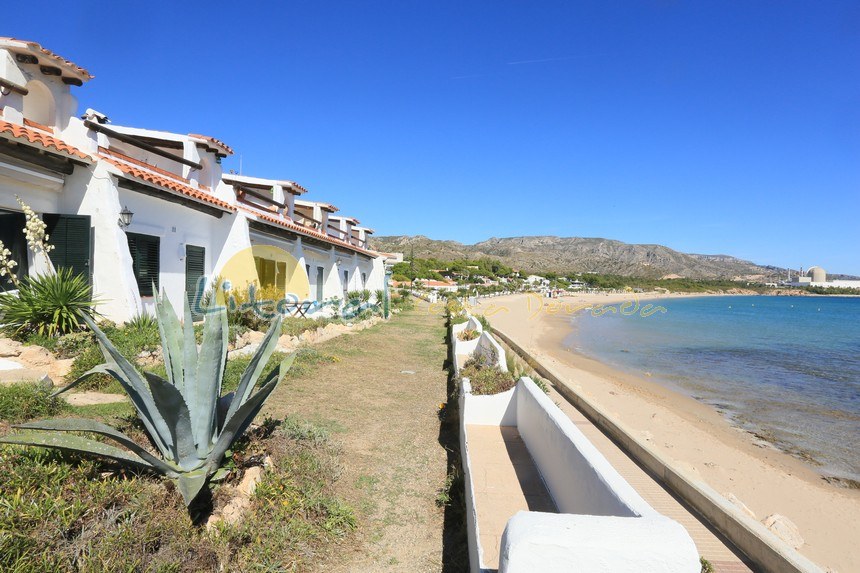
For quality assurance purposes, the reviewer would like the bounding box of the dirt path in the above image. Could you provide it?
[264,303,454,572]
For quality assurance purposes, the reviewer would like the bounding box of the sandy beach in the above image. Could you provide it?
[462,292,859,573]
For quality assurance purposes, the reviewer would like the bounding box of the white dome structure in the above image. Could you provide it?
[806,266,826,283]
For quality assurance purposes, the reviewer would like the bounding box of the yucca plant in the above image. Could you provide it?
[0,291,294,507]
[0,268,98,337]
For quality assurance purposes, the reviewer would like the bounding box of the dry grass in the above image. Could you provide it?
[263,303,460,572]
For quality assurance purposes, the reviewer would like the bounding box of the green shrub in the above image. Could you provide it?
[477,315,491,331]
[460,355,515,395]
[125,312,158,330]
[23,332,58,352]
[0,268,98,338]
[449,315,468,326]
[0,382,68,423]
[54,330,96,359]
[345,290,363,303]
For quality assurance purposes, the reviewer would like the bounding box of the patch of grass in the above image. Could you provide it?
[67,321,160,390]
[22,332,58,351]
[0,415,354,572]
[67,400,134,420]
[281,316,340,338]
[435,469,463,508]
[0,382,68,423]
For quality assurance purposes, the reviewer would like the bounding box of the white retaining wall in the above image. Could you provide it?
[458,376,700,573]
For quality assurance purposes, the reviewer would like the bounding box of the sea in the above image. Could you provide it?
[565,295,860,482]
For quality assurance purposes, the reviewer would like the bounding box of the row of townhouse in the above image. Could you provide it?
[0,37,385,323]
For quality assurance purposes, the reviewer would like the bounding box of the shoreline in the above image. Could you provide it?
[466,292,859,572]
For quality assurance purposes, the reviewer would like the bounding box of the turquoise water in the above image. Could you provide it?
[567,295,860,481]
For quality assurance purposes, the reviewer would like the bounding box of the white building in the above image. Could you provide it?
[525,274,549,286]
[784,266,860,290]
[0,37,385,322]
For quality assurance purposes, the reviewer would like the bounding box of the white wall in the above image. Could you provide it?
[499,511,700,573]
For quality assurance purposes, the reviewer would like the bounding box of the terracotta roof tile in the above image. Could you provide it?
[188,133,234,156]
[0,119,91,160]
[0,37,93,80]
[238,204,378,257]
[98,146,210,191]
[102,155,235,212]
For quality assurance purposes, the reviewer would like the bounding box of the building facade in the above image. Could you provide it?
[0,38,384,322]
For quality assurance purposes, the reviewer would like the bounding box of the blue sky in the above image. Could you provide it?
[9,1,860,274]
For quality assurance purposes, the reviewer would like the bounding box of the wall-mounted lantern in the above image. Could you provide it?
[118,206,134,228]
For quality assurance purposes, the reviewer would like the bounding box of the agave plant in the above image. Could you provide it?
[0,292,293,506]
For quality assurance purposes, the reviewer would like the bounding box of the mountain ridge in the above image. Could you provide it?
[370,234,786,280]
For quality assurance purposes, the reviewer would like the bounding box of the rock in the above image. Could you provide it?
[48,358,75,381]
[238,330,265,349]
[0,368,50,385]
[237,466,264,497]
[0,358,24,371]
[228,342,260,359]
[17,345,53,367]
[0,338,23,358]
[724,492,757,520]
[762,513,804,549]
[206,465,266,530]
[36,375,54,390]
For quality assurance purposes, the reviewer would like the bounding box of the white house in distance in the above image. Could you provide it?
[0,37,385,322]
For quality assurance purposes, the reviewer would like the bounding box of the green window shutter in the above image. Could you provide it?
[43,214,92,282]
[127,232,160,297]
[185,245,205,319]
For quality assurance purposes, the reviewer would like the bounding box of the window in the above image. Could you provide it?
[361,272,367,287]
[342,269,349,296]
[127,232,160,296]
[0,211,28,290]
[43,214,91,282]
[185,245,205,319]
[316,266,324,301]
[254,256,286,291]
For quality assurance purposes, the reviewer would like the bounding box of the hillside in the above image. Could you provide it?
[370,235,785,280]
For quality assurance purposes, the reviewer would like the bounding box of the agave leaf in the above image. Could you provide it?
[190,307,228,456]
[14,418,180,477]
[0,431,154,471]
[216,392,235,434]
[155,290,184,393]
[82,315,173,459]
[225,315,284,424]
[206,357,291,468]
[182,294,198,413]
[176,466,209,507]
[51,363,110,396]
[143,372,199,469]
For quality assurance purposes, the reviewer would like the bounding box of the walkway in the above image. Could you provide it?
[264,302,455,572]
